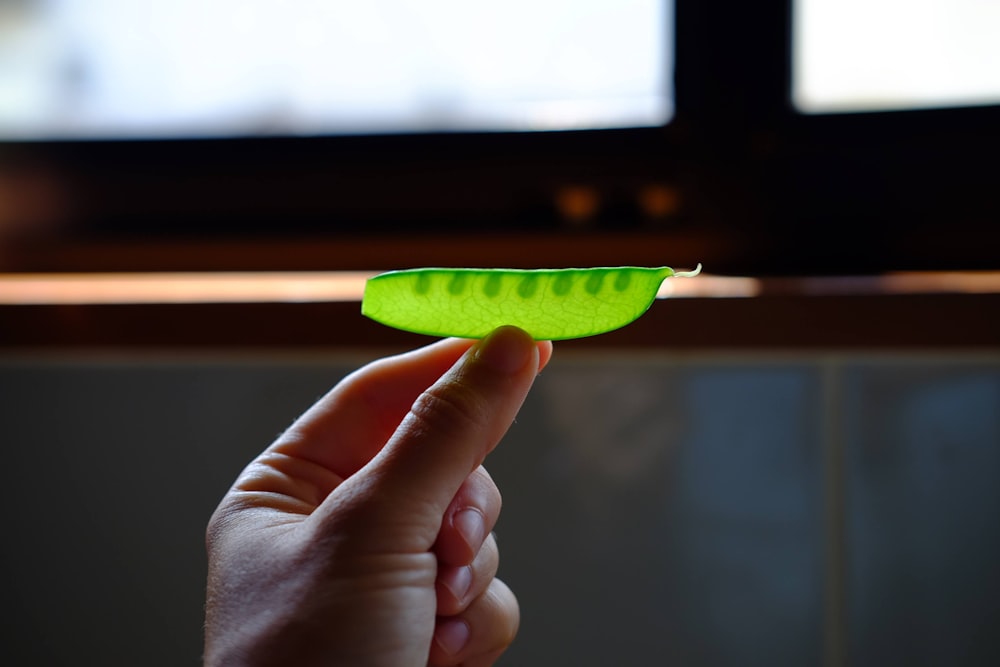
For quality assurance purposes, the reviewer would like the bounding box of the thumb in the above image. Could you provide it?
[313,326,544,553]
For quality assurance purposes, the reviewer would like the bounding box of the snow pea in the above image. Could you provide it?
[361,264,701,340]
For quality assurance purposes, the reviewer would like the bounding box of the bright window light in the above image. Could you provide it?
[793,0,1000,113]
[0,0,671,139]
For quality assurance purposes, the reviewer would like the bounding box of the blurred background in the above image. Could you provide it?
[1,0,998,665]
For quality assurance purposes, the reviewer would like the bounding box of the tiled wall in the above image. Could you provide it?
[1,351,996,666]
[841,361,1000,666]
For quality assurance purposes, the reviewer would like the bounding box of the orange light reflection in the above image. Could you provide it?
[0,272,376,305]
[0,270,996,306]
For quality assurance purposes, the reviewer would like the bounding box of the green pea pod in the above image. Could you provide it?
[361,264,701,340]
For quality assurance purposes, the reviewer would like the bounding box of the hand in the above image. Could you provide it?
[204,326,553,666]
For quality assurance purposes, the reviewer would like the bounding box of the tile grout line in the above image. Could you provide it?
[822,357,849,667]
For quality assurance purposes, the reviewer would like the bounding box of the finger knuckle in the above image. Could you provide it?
[486,579,520,649]
[408,380,491,441]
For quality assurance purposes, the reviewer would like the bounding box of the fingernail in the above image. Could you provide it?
[454,508,486,551]
[441,565,473,602]
[436,618,471,656]
[474,326,533,374]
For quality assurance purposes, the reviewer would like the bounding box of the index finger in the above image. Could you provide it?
[273,335,552,481]
[313,326,547,553]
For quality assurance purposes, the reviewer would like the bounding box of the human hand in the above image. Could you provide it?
[204,326,553,666]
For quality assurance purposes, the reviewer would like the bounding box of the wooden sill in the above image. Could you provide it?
[1,292,997,351]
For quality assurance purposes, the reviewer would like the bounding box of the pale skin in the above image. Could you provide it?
[205,326,553,666]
